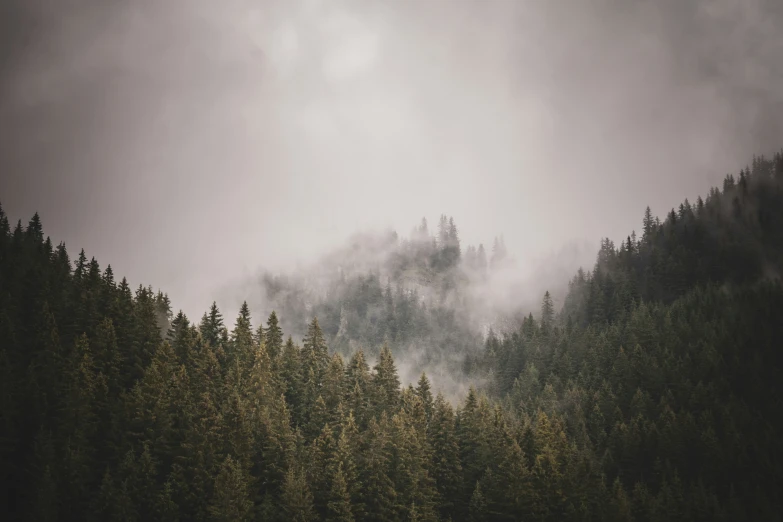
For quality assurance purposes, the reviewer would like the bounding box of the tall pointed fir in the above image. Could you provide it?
[541,291,555,330]
[280,466,316,522]
[208,455,254,522]
[265,311,284,359]
[373,344,401,414]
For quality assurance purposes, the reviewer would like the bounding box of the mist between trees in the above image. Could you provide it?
[1,151,783,520]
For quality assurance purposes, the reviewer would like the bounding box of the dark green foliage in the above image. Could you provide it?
[373,344,401,414]
[265,311,284,359]
[468,482,487,522]
[540,291,554,330]
[473,151,783,521]
[2,151,783,521]
[208,455,253,522]
[281,466,317,522]
[255,215,484,375]
[326,462,355,522]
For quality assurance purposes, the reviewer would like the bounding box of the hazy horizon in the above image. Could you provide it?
[3,0,782,320]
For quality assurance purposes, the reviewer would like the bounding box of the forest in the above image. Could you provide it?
[244,215,516,397]
[1,151,783,521]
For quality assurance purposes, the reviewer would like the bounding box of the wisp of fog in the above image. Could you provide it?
[1,0,781,331]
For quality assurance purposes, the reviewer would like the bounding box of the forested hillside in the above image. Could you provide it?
[470,151,783,520]
[1,151,783,521]
[245,215,517,393]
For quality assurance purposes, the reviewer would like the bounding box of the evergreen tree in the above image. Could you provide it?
[326,462,355,522]
[541,290,555,329]
[281,336,304,422]
[373,344,401,413]
[281,466,316,522]
[345,350,372,426]
[468,482,487,522]
[208,455,253,522]
[642,206,654,243]
[265,311,284,359]
[229,301,254,371]
[429,394,462,519]
[358,418,397,522]
[415,373,434,423]
[200,302,226,348]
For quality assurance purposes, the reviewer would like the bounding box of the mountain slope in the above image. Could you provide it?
[475,150,783,520]
[1,151,782,521]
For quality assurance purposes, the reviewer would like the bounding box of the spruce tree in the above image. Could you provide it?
[344,350,372,426]
[429,394,462,519]
[326,462,355,522]
[281,466,316,522]
[208,455,254,522]
[541,290,555,329]
[468,482,487,522]
[200,302,226,349]
[415,373,434,423]
[265,311,284,359]
[303,317,329,374]
[358,418,397,522]
[229,301,254,371]
[373,344,400,414]
[281,336,304,421]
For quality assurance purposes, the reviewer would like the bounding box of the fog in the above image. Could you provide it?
[213,216,597,397]
[2,0,782,325]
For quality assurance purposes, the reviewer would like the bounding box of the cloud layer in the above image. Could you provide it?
[1,0,781,319]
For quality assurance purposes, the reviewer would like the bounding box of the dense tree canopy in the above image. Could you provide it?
[255,214,498,366]
[1,150,782,521]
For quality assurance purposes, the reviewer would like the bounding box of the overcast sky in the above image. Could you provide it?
[2,0,782,320]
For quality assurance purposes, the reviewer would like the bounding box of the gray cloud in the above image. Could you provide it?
[1,0,781,320]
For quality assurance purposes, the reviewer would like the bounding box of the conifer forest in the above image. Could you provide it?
[4,0,783,520]
[2,152,783,521]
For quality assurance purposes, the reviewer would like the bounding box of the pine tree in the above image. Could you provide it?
[281,466,316,522]
[429,394,462,518]
[468,482,487,522]
[326,462,355,522]
[344,350,372,426]
[388,404,439,521]
[373,344,400,414]
[324,353,346,416]
[281,336,304,421]
[329,413,363,517]
[642,206,654,244]
[208,455,254,522]
[265,311,284,359]
[118,444,160,520]
[415,373,434,423]
[59,334,105,516]
[457,388,489,503]
[358,418,397,522]
[229,301,254,371]
[200,302,226,349]
[27,301,64,431]
[306,395,330,441]
[247,341,275,410]
[531,410,571,518]
[541,291,555,329]
[303,317,330,380]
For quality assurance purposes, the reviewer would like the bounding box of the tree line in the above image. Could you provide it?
[1,150,782,520]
